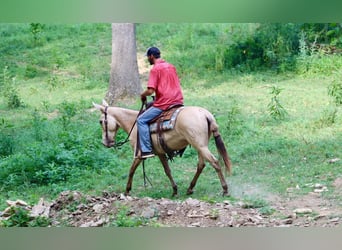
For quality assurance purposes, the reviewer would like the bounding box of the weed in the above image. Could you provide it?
[58,101,78,129]
[315,107,338,128]
[29,215,51,227]
[0,133,14,158]
[112,205,149,227]
[0,206,50,227]
[47,74,59,90]
[258,206,276,216]
[24,64,38,79]
[225,103,244,138]
[242,198,269,209]
[0,118,15,157]
[31,109,47,141]
[29,23,45,46]
[267,85,288,120]
[209,208,220,219]
[1,66,24,108]
[328,71,342,105]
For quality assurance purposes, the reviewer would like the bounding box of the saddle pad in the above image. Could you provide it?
[149,107,184,134]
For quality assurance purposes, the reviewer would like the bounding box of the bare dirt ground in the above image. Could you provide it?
[47,188,340,227]
[1,176,333,227]
[1,178,341,227]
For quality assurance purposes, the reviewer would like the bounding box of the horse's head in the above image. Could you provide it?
[93,100,119,148]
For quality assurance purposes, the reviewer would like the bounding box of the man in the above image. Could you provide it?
[137,47,184,159]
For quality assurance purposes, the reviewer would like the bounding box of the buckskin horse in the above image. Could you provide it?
[93,100,232,197]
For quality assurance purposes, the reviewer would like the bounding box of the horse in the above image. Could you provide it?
[93,100,232,197]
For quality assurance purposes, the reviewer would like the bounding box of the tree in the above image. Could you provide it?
[105,23,142,105]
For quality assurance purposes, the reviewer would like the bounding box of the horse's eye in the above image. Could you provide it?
[99,120,103,125]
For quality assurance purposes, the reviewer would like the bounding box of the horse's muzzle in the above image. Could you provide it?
[103,140,115,148]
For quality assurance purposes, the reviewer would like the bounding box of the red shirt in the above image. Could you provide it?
[147,59,184,110]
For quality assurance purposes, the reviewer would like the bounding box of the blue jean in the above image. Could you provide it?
[137,106,163,153]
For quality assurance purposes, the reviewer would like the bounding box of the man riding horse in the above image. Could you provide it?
[137,47,184,159]
[93,47,232,196]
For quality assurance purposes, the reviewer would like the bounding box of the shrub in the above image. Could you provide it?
[224,23,300,72]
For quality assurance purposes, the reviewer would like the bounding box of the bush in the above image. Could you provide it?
[224,24,300,72]
[0,104,122,192]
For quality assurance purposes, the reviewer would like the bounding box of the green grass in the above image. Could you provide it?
[0,23,341,216]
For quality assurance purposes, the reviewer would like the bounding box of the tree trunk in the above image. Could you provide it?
[106,23,142,105]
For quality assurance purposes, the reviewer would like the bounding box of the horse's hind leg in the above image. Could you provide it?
[187,154,206,195]
[197,147,229,196]
[158,154,178,197]
[209,156,229,196]
[125,158,142,195]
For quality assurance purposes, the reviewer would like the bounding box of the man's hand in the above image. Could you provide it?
[140,87,154,103]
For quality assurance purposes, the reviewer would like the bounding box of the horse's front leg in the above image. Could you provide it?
[125,158,142,195]
[158,154,178,197]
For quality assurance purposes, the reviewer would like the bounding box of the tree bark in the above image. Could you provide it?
[106,23,141,105]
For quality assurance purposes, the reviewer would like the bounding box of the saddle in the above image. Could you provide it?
[147,104,186,160]
[149,105,184,133]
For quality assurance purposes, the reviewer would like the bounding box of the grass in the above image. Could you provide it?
[0,23,341,217]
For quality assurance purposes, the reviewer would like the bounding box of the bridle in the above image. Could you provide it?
[103,102,146,148]
[103,106,110,144]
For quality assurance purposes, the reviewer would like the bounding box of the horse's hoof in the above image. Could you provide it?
[186,190,194,195]
[222,192,230,197]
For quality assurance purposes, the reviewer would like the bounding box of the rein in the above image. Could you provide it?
[103,102,145,149]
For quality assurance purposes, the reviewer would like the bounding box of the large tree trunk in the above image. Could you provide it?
[106,23,142,105]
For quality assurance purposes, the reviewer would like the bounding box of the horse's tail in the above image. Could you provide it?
[207,116,232,175]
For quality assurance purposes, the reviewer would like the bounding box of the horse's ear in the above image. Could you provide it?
[93,102,105,113]
[102,99,109,107]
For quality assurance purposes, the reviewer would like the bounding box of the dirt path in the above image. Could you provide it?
[1,181,341,227]
[40,181,341,227]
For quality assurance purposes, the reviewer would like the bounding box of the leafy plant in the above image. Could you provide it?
[0,206,50,227]
[209,208,220,219]
[267,85,288,120]
[112,205,149,227]
[58,101,78,129]
[1,66,24,108]
[241,198,269,209]
[29,23,45,45]
[0,118,15,157]
[0,133,14,158]
[315,107,338,128]
[225,103,244,138]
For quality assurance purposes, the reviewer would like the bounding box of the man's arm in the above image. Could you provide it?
[140,87,155,102]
